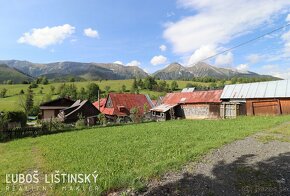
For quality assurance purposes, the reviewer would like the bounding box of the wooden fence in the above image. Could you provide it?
[0,127,43,142]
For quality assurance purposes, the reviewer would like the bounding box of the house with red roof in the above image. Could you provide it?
[93,93,154,122]
[151,90,223,121]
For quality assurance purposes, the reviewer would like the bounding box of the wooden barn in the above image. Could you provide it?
[220,80,290,116]
[151,90,223,121]
[94,93,154,122]
[58,100,100,125]
[39,98,75,120]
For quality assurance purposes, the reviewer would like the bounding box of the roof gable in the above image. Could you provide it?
[40,97,75,107]
[102,93,153,116]
[61,100,100,118]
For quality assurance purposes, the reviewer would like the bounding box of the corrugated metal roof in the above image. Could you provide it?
[162,90,223,105]
[101,93,153,116]
[181,87,195,92]
[150,104,178,112]
[221,80,290,99]
[93,98,107,110]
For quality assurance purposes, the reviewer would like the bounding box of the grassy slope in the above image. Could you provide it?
[0,116,289,194]
[0,80,209,111]
[0,64,32,84]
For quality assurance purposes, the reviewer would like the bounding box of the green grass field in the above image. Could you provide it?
[0,80,211,112]
[0,116,289,195]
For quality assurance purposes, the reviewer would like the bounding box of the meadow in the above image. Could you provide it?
[0,116,289,195]
[0,80,210,111]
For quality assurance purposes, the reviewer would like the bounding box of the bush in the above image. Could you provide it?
[75,114,86,128]
[98,113,107,126]
[29,105,40,116]
[1,111,27,127]
[29,82,38,88]
[130,107,141,123]
[39,118,65,133]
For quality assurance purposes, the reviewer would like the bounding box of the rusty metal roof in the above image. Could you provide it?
[150,104,178,112]
[162,90,223,105]
[221,80,290,99]
[101,93,153,116]
[93,98,107,110]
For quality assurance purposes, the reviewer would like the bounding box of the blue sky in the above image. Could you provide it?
[0,0,290,78]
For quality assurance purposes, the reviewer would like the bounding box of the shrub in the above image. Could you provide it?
[0,88,7,98]
[1,111,27,127]
[40,118,65,133]
[130,107,141,123]
[29,82,38,88]
[98,113,107,126]
[75,114,86,128]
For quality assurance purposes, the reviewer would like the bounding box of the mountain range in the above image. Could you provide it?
[0,64,33,83]
[0,60,278,83]
[153,62,275,80]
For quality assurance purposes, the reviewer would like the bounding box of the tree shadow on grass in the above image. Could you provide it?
[145,153,290,196]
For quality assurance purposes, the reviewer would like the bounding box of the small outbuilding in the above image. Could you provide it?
[58,100,100,125]
[39,98,75,120]
[151,90,223,121]
[221,79,290,116]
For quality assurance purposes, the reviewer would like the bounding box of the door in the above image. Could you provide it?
[252,100,280,116]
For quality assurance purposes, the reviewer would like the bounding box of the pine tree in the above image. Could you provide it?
[26,87,34,115]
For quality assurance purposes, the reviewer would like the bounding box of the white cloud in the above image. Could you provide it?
[246,54,262,64]
[236,64,249,72]
[160,44,167,51]
[126,60,141,67]
[150,55,168,66]
[18,24,75,48]
[70,39,77,43]
[214,52,233,66]
[187,45,216,65]
[83,28,99,38]
[166,12,175,17]
[274,72,290,79]
[286,13,290,22]
[261,64,290,79]
[143,68,149,73]
[164,0,290,54]
[114,61,124,65]
[281,30,290,56]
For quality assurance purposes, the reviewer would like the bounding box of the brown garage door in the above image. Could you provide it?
[252,101,280,116]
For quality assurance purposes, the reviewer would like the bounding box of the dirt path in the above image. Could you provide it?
[134,124,290,196]
[24,145,48,196]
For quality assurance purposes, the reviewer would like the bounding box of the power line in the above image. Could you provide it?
[199,23,290,62]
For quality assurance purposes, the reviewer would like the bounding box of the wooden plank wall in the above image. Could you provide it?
[246,98,290,116]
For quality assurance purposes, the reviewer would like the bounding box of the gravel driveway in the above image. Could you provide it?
[141,124,290,196]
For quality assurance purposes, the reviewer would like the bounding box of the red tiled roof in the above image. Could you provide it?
[162,90,223,105]
[101,93,153,116]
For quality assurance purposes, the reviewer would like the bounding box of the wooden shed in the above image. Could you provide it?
[221,80,290,116]
[151,90,223,120]
[58,100,100,124]
[39,98,75,120]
